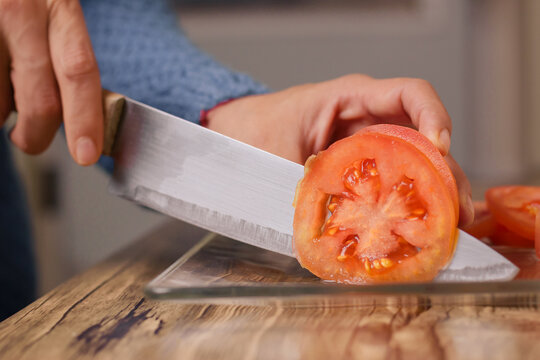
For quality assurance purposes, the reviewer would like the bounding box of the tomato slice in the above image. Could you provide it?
[486,186,540,241]
[463,201,497,240]
[490,222,533,248]
[463,201,533,248]
[535,207,540,259]
[293,124,458,283]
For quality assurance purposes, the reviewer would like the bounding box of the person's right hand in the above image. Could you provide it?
[0,0,103,165]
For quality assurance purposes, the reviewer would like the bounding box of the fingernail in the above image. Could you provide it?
[76,136,97,166]
[438,128,451,155]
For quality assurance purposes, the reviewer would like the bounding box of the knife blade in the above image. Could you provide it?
[103,92,519,282]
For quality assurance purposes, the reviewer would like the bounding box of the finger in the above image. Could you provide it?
[48,0,102,165]
[370,78,452,155]
[0,35,13,125]
[335,76,453,156]
[0,0,61,153]
[445,153,474,227]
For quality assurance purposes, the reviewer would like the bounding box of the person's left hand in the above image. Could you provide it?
[205,74,474,226]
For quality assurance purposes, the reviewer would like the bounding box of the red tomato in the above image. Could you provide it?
[293,124,459,283]
[536,208,540,259]
[463,201,532,247]
[463,201,496,240]
[486,186,540,241]
[490,222,534,248]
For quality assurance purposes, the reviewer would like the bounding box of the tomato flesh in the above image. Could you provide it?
[462,201,497,240]
[486,186,540,241]
[535,207,540,259]
[322,161,426,269]
[464,200,534,248]
[293,125,458,283]
[490,222,534,248]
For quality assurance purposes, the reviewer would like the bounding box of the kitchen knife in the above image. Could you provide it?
[102,91,519,282]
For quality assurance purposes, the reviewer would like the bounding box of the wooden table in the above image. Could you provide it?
[1,221,540,360]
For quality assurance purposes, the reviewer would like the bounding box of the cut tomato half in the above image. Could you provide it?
[293,124,459,283]
[486,186,540,241]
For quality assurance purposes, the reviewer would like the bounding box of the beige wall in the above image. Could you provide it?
[524,0,540,174]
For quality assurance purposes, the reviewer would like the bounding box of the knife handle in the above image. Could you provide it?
[102,89,126,156]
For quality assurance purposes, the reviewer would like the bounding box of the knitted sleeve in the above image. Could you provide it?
[80,0,269,171]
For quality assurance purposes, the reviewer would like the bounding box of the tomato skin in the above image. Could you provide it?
[463,200,533,248]
[486,186,540,241]
[362,125,459,220]
[293,125,458,283]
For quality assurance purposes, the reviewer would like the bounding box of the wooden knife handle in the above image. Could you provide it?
[102,89,126,156]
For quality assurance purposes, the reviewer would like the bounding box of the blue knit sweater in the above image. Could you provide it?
[0,0,268,320]
[82,0,268,123]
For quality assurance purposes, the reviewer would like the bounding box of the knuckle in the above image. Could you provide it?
[409,78,434,92]
[342,73,371,83]
[332,74,372,89]
[24,87,62,122]
[12,121,53,155]
[36,89,62,120]
[61,45,98,80]
[14,88,61,154]
[47,0,71,14]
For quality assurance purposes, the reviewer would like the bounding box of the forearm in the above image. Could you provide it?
[81,0,269,124]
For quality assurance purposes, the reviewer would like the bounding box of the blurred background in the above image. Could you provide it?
[9,0,540,295]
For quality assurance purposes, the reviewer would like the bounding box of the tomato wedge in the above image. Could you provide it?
[486,186,540,241]
[293,124,459,283]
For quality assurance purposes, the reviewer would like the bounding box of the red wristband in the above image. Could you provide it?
[200,99,235,127]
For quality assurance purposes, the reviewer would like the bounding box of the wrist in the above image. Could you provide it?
[200,99,236,127]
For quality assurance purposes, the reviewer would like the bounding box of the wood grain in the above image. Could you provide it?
[102,89,126,156]
[1,221,540,360]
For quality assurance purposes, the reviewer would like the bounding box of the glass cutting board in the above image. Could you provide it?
[145,233,540,306]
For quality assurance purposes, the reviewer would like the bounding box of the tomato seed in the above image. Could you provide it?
[526,202,540,215]
[364,260,372,273]
[336,237,358,262]
[327,227,338,235]
[380,258,394,268]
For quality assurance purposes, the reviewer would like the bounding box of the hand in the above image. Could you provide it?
[206,74,474,226]
[0,0,102,165]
